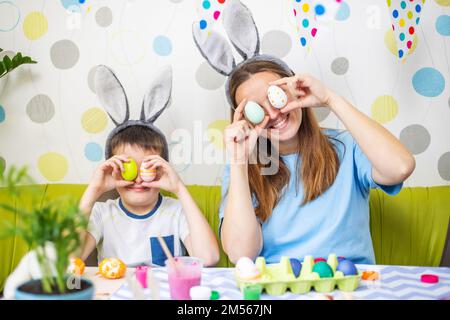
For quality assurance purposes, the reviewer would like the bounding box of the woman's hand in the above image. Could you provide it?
[224,98,269,164]
[270,74,333,113]
[141,155,183,195]
[89,155,134,195]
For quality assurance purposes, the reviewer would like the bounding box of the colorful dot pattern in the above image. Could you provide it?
[0,0,448,185]
[292,0,344,48]
[387,0,424,59]
[197,0,226,32]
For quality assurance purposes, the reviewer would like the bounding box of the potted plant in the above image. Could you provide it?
[0,166,93,300]
[0,48,37,96]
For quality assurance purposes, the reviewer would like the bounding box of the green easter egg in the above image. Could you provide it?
[244,101,265,125]
[122,158,138,181]
[312,261,334,278]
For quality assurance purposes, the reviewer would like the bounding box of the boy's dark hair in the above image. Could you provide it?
[109,125,169,160]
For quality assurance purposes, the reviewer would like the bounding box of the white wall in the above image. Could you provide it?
[0,0,449,187]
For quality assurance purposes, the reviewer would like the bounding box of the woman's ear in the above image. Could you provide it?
[192,23,236,76]
[223,0,260,60]
[94,65,130,126]
[140,65,172,123]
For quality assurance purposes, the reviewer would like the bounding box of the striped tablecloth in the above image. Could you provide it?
[110,264,450,300]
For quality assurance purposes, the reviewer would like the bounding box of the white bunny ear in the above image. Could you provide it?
[192,22,236,76]
[140,65,172,123]
[223,0,260,60]
[94,65,130,126]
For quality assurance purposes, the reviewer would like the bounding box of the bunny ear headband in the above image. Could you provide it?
[193,0,294,107]
[94,65,172,160]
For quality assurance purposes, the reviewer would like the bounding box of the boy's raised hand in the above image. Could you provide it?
[140,155,183,195]
[89,154,134,195]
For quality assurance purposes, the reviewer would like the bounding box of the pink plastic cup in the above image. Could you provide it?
[135,266,149,288]
[166,257,203,300]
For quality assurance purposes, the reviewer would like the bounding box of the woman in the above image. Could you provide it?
[192,0,415,265]
[219,60,415,265]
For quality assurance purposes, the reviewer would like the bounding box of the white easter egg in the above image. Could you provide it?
[267,85,288,109]
[236,257,260,279]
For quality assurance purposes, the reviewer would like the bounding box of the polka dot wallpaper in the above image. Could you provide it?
[0,0,449,187]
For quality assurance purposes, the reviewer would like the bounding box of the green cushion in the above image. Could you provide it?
[369,186,450,266]
[1,184,449,293]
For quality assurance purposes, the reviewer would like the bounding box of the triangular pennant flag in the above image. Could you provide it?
[196,0,227,34]
[292,0,319,50]
[387,0,425,60]
[292,0,342,52]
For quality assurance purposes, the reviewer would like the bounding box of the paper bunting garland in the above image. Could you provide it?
[387,0,425,60]
[196,0,227,34]
[292,0,319,49]
[292,0,343,51]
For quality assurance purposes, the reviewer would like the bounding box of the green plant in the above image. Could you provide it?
[0,48,37,79]
[0,166,87,294]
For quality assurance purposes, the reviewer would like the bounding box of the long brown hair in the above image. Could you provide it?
[229,60,340,222]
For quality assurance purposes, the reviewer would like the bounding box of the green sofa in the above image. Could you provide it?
[1,184,449,293]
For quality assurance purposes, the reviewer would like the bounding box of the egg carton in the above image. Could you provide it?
[235,255,361,295]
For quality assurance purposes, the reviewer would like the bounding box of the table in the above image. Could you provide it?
[84,265,450,300]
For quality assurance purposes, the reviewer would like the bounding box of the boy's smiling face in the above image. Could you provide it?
[113,143,160,213]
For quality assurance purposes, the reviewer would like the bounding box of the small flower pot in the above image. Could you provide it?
[15,278,94,300]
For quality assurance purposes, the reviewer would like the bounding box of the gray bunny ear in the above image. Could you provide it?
[192,22,236,76]
[94,65,130,126]
[223,0,260,60]
[140,65,172,123]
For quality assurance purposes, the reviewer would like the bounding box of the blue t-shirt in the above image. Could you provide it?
[218,129,402,264]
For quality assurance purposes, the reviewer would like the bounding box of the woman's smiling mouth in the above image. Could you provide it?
[269,114,289,131]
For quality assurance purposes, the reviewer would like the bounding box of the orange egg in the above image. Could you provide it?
[68,257,85,276]
[97,258,127,279]
[362,271,379,281]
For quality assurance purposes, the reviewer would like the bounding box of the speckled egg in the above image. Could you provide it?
[97,258,127,279]
[267,85,288,109]
[244,101,265,125]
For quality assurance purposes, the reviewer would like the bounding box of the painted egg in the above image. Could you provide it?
[122,158,138,181]
[67,257,85,276]
[267,85,288,109]
[336,259,358,276]
[97,258,127,279]
[314,257,327,263]
[236,257,261,280]
[140,164,156,182]
[290,258,302,278]
[312,261,334,278]
[244,101,265,125]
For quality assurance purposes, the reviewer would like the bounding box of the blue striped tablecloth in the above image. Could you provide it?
[110,264,450,300]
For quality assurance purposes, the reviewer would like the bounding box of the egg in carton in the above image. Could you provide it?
[235,254,361,295]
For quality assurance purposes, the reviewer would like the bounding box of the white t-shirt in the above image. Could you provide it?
[87,194,190,266]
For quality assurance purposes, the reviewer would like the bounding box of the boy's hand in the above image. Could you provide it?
[89,154,134,195]
[140,155,183,195]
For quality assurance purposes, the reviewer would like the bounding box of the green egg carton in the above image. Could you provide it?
[235,254,361,295]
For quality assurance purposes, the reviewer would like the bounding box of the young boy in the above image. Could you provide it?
[79,65,219,267]
[79,125,220,267]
